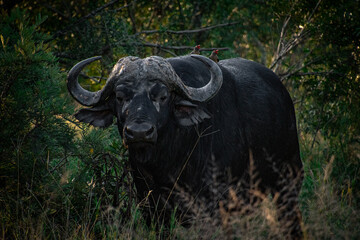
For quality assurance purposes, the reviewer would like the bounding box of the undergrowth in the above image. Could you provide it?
[1,128,360,239]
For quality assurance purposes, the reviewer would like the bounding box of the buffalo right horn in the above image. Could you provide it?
[67,56,114,106]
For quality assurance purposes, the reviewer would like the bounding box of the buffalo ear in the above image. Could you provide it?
[173,99,211,126]
[75,103,114,128]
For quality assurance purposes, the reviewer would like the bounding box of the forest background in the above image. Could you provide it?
[1,0,359,239]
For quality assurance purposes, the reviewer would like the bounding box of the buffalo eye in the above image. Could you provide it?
[116,89,133,103]
[160,96,167,102]
[158,93,168,103]
[116,92,125,102]
[150,84,169,104]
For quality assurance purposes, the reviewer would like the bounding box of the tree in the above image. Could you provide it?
[0,9,76,236]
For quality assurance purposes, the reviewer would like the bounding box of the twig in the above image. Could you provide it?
[49,156,69,173]
[126,0,137,33]
[137,21,240,36]
[54,52,78,60]
[80,0,121,19]
[114,3,132,12]
[293,71,335,77]
[293,99,302,105]
[43,3,69,19]
[279,56,320,81]
[46,0,124,42]
[270,0,322,70]
[158,48,178,57]
[272,15,291,71]
[61,115,85,130]
[79,73,106,83]
[119,41,229,51]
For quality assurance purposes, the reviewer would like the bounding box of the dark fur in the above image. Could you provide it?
[74,56,303,238]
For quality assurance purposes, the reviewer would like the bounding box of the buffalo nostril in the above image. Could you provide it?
[145,127,155,136]
[125,127,134,138]
[124,123,157,142]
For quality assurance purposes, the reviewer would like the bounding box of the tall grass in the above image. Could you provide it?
[2,128,360,239]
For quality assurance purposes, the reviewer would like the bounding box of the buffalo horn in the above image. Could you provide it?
[67,56,106,106]
[173,55,223,102]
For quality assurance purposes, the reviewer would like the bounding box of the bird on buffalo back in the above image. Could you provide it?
[209,49,219,63]
[190,45,201,54]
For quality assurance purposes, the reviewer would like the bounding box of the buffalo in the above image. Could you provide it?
[67,54,303,238]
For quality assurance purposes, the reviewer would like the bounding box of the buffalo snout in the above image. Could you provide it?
[124,122,157,144]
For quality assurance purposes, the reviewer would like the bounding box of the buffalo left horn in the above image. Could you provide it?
[173,54,223,102]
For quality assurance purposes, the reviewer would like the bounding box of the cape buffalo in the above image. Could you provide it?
[67,55,303,238]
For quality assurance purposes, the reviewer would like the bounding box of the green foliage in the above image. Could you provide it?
[0,9,127,239]
[0,8,71,188]
[0,8,73,237]
[299,139,360,239]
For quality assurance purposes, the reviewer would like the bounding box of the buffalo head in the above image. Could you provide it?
[67,55,223,163]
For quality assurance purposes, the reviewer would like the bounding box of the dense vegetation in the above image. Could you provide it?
[1,0,359,239]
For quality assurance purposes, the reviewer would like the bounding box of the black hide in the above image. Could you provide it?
[73,56,303,238]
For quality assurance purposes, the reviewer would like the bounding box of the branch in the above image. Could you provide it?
[293,71,335,76]
[69,0,121,24]
[61,115,85,130]
[279,57,320,81]
[158,48,178,57]
[270,0,322,70]
[114,3,132,12]
[42,3,69,19]
[46,0,125,42]
[53,52,78,60]
[270,29,309,71]
[119,41,230,51]
[125,0,137,33]
[79,73,106,83]
[272,15,291,71]
[136,21,240,35]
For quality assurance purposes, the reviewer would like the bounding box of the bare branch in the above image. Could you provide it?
[79,73,106,84]
[278,48,316,80]
[49,156,68,173]
[294,71,334,76]
[158,48,178,57]
[270,0,322,70]
[114,2,132,12]
[279,57,321,81]
[270,29,309,71]
[304,0,323,29]
[293,99,303,105]
[137,21,240,36]
[119,41,230,52]
[272,15,291,71]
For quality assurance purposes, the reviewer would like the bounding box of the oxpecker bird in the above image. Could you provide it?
[209,49,219,62]
[190,45,201,54]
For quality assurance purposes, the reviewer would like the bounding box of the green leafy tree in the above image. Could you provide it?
[0,9,76,236]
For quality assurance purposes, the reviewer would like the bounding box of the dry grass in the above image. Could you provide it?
[168,154,302,240]
[2,150,360,239]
